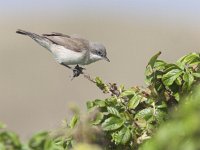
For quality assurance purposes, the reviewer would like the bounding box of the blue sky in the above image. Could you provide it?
[1,0,200,18]
[1,0,200,30]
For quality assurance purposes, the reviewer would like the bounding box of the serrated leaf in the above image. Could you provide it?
[112,127,132,145]
[102,116,124,131]
[107,107,121,117]
[162,69,183,86]
[120,127,131,144]
[128,95,141,109]
[135,108,153,121]
[69,114,79,129]
[92,112,104,125]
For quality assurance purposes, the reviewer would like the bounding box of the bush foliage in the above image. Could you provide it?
[1,52,200,150]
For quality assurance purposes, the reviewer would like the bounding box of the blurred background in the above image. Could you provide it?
[1,0,200,139]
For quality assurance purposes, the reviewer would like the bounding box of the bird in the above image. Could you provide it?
[16,29,110,77]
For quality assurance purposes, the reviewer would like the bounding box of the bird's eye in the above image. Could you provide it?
[97,51,102,56]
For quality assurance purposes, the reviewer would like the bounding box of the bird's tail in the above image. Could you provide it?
[16,29,32,35]
[16,29,41,39]
[16,29,52,50]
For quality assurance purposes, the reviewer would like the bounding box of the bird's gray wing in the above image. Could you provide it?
[42,32,71,37]
[42,33,89,52]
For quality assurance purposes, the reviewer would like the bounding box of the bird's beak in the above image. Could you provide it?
[104,56,110,62]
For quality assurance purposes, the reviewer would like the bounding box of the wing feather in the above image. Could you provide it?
[42,33,89,52]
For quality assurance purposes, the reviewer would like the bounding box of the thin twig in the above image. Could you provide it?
[83,73,96,83]
[71,71,96,84]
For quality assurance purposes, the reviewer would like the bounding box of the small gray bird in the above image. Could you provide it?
[16,29,110,77]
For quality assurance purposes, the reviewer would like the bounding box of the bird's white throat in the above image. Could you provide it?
[89,53,102,63]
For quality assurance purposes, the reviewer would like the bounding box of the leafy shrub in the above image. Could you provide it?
[140,85,200,150]
[83,52,200,149]
[0,52,200,150]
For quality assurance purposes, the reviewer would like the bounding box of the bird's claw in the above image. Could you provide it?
[72,65,85,78]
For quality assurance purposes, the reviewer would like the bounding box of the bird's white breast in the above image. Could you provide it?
[50,45,87,65]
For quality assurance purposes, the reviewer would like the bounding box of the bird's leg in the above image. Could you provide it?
[73,65,85,77]
[61,63,72,69]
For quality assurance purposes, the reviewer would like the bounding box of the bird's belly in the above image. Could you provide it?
[50,45,86,65]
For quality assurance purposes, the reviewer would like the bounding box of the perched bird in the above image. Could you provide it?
[16,29,110,77]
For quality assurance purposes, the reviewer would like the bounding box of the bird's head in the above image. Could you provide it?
[90,42,110,62]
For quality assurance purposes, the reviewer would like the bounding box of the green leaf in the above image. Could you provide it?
[0,122,6,129]
[120,89,135,97]
[164,64,182,73]
[0,131,22,149]
[95,77,108,92]
[92,112,104,125]
[94,99,106,107]
[29,132,49,148]
[183,73,194,91]
[176,62,185,70]
[154,109,167,124]
[192,72,200,78]
[128,94,141,109]
[112,127,132,145]
[120,127,132,145]
[162,69,183,86]
[102,116,124,131]
[69,114,79,129]
[155,80,164,92]
[175,77,182,86]
[178,53,200,65]
[95,77,104,85]
[154,60,167,70]
[156,102,167,109]
[135,108,153,121]
[44,139,61,150]
[173,92,180,101]
[86,101,94,110]
[119,84,125,92]
[107,107,121,117]
[145,51,161,76]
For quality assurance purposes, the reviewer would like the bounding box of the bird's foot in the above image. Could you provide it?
[72,65,85,78]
